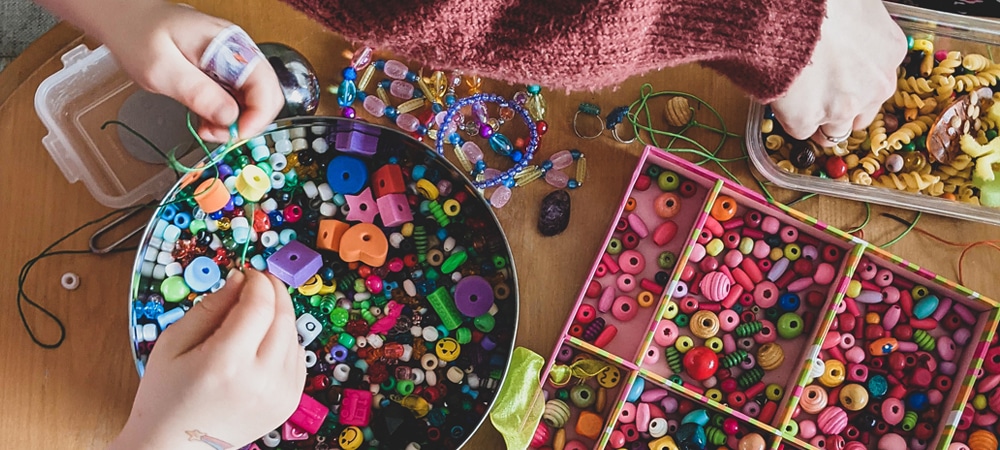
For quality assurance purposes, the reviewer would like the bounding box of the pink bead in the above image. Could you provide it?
[846,363,868,382]
[660,397,678,413]
[689,243,706,263]
[882,286,900,304]
[874,269,894,287]
[778,225,799,243]
[755,320,777,344]
[383,59,408,79]
[978,374,1000,394]
[576,304,597,324]
[289,393,332,433]
[653,220,678,246]
[598,285,615,313]
[618,250,646,274]
[396,113,420,132]
[700,271,732,302]
[640,388,670,403]
[563,440,589,450]
[813,262,836,285]
[718,310,739,332]
[612,295,639,322]
[350,46,374,69]
[798,419,817,439]
[389,80,414,99]
[617,274,636,292]
[761,216,781,234]
[724,250,743,268]
[653,319,678,347]
[363,95,386,117]
[817,406,848,435]
[530,423,550,448]
[636,403,651,432]
[489,185,511,208]
[752,240,771,259]
[544,170,569,188]
[608,430,626,448]
[787,277,814,292]
[882,398,905,425]
[626,214,649,238]
[618,403,637,423]
[878,433,907,450]
[365,275,383,295]
[722,418,740,435]
[845,345,865,363]
[461,141,484,163]
[643,345,661,364]
[550,150,574,169]
[753,281,779,308]
[844,442,866,450]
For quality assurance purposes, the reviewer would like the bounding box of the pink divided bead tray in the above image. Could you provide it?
[534,146,1000,450]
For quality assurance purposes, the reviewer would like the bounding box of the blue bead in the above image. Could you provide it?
[778,293,801,312]
[907,392,929,412]
[488,133,513,156]
[356,91,367,100]
[475,160,487,171]
[448,133,462,145]
[436,228,448,240]
[173,211,192,229]
[405,72,418,82]
[412,165,427,180]
[542,161,553,170]
[145,301,163,319]
[160,204,178,222]
[326,155,369,195]
[233,195,245,207]
[268,211,285,227]
[764,106,775,120]
[504,179,516,188]
[378,79,391,89]
[510,151,524,163]
[374,60,385,70]
[384,106,399,120]
[527,84,541,94]
[183,256,221,293]
[570,149,582,159]
[445,94,456,106]
[568,180,579,189]
[132,301,145,318]
[432,103,443,113]
[413,89,423,99]
[416,125,428,135]
[336,79,357,107]
[342,67,357,81]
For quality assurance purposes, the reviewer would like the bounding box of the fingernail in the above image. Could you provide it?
[227,269,245,281]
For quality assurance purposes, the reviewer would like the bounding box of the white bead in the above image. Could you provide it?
[223,176,238,194]
[367,334,384,348]
[271,129,290,141]
[333,363,351,382]
[319,202,337,217]
[411,368,425,385]
[488,304,500,316]
[147,237,163,249]
[270,172,285,190]
[421,353,439,371]
[424,369,438,387]
[192,208,207,220]
[156,251,175,265]
[405,444,422,450]
[260,198,278,213]
[60,272,80,290]
[295,313,322,347]
[269,153,288,171]
[209,234,222,250]
[132,325,144,343]
[260,231,280,248]
[152,219,169,239]
[289,127,306,139]
[648,418,669,438]
[162,224,181,242]
[389,232,404,248]
[159,241,175,253]
[262,430,281,448]
[317,183,334,201]
[143,248,159,262]
[446,366,464,384]
[301,181,319,199]
[401,344,413,362]
[467,373,482,389]
[310,125,327,135]
[304,350,317,368]
[292,138,308,151]
[422,326,439,342]
[209,279,225,293]
[410,325,423,337]
[165,262,184,278]
[152,264,167,280]
[142,323,158,342]
[312,137,329,154]
[274,139,292,155]
[403,279,417,297]
[140,261,155,278]
[451,272,463,283]
[443,237,456,252]
[205,219,219,233]
[324,352,337,364]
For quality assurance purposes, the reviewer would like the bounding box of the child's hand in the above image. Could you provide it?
[771,0,907,146]
[98,2,283,142]
[110,270,305,450]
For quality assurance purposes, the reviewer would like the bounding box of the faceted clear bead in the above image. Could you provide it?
[389,80,414,99]
[483,168,501,180]
[462,141,485,163]
[512,91,529,106]
[434,111,447,126]
[363,95,386,117]
[489,133,513,156]
[490,185,512,208]
[499,107,515,122]
[337,79,357,107]
[526,94,547,121]
[396,113,420,132]
[351,46,374,70]
[545,170,569,188]
[384,60,408,79]
[472,102,489,124]
[550,150,574,170]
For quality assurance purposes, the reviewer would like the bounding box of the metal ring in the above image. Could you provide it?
[573,110,604,139]
[819,127,851,145]
[611,122,636,144]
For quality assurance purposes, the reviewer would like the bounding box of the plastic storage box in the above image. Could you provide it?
[534,145,999,450]
[35,44,198,208]
[746,3,1000,225]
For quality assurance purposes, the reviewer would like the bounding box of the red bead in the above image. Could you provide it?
[826,156,848,178]
[722,418,740,435]
[634,175,652,191]
[682,346,719,381]
[536,120,548,135]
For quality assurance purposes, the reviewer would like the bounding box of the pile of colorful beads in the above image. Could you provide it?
[130,118,517,449]
[608,377,774,450]
[759,38,1000,206]
[789,258,978,449]
[530,344,626,449]
[952,336,1000,450]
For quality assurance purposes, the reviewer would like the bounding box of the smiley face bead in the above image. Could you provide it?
[435,338,461,362]
[597,366,623,389]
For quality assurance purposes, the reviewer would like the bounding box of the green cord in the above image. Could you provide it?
[845,202,872,235]
[879,211,921,249]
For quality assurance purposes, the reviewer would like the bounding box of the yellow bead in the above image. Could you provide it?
[839,383,869,411]
[739,237,754,255]
[297,274,323,296]
[911,285,930,300]
[416,179,439,200]
[637,290,656,308]
[769,247,784,261]
[705,238,725,257]
[865,312,881,325]
[819,359,846,388]
[690,310,720,339]
[765,384,784,402]
[757,343,785,371]
[783,243,801,261]
[442,199,461,217]
[846,280,863,299]
[648,435,679,450]
[435,338,461,362]
[663,301,679,320]
[401,222,414,237]
[705,388,723,402]
[675,336,694,353]
[705,337,724,353]
[974,393,988,411]
[597,366,622,388]
[761,118,774,134]
[235,165,270,202]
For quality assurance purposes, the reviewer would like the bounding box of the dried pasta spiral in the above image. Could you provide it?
[898,76,934,95]
[850,169,873,186]
[869,113,889,155]
[893,90,926,109]
[886,115,933,150]
[874,171,940,193]
[962,54,990,72]
[858,153,883,174]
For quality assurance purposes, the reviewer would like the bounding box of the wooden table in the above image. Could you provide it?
[2,2,998,448]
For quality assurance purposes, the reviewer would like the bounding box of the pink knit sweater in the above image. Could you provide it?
[281,0,826,102]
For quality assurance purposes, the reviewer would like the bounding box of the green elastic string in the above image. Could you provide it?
[879,211,921,249]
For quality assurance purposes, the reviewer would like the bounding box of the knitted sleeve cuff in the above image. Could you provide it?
[698,0,827,102]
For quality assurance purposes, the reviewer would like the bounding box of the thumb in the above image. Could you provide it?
[154,270,245,357]
[153,46,240,133]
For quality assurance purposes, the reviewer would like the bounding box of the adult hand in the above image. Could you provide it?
[771,0,907,146]
[109,270,305,450]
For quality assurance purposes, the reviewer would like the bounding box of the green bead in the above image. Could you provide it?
[766,384,784,401]
[783,243,801,261]
[646,165,663,178]
[527,85,541,95]
[330,308,349,327]
[739,237,754,255]
[668,374,684,385]
[160,276,190,302]
[222,236,239,251]
[310,295,323,307]
[974,393,988,411]
[657,170,681,191]
[425,268,440,281]
[354,278,367,292]
[675,313,690,327]
[988,129,998,140]
[569,384,596,409]
[284,169,299,187]
[777,312,804,339]
[257,162,272,176]
[555,388,570,401]
[901,411,918,431]
[607,238,624,255]
[783,419,799,437]
[907,35,915,49]
[442,251,468,273]
[705,238,724,257]
[474,314,495,333]
[381,377,396,391]
[658,251,677,269]
[455,327,473,344]
[914,135,927,150]
[188,219,206,234]
[578,102,600,116]
[361,310,376,324]
[338,333,356,348]
[236,155,251,168]
[396,379,415,396]
[493,255,508,269]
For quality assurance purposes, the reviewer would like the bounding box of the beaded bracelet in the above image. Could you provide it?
[436,94,542,206]
[541,149,586,189]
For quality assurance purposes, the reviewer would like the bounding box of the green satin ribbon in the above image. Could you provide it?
[489,347,546,450]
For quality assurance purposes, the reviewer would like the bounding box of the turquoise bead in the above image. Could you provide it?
[913,294,939,320]
[488,133,513,156]
[681,409,710,426]
[627,377,644,402]
[337,79,357,107]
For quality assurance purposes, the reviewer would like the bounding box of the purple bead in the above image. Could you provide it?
[556,345,574,363]
[266,240,323,287]
[216,164,233,179]
[478,123,494,138]
[480,335,497,351]
[335,129,379,157]
[341,106,356,119]
[454,275,494,317]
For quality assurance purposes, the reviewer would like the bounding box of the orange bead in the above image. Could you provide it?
[193,177,231,214]
[710,195,738,221]
[339,223,389,267]
[574,410,604,440]
[653,192,682,218]
[316,220,350,252]
[624,197,637,212]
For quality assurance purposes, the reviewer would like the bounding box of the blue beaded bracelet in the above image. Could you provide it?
[436,94,540,190]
